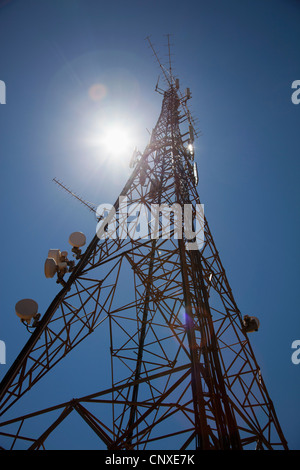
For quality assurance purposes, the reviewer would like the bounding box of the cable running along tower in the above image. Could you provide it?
[0,37,288,450]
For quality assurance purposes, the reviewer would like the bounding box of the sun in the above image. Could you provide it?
[82,114,140,168]
[99,124,134,160]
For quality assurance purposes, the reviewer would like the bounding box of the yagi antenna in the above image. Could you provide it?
[146,36,173,87]
[53,178,98,215]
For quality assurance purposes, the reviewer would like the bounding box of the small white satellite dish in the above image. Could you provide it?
[15,299,38,324]
[57,261,68,274]
[69,232,86,248]
[47,249,61,264]
[44,257,57,278]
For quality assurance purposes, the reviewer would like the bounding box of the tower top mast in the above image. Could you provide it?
[146,35,200,141]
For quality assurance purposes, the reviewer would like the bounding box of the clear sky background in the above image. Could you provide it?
[0,0,299,450]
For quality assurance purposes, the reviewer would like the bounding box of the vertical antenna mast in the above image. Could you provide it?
[146,35,199,141]
[166,33,173,81]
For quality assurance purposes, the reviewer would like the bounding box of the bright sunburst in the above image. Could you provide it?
[99,123,135,160]
[84,117,138,166]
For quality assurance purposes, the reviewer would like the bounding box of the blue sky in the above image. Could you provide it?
[0,0,299,450]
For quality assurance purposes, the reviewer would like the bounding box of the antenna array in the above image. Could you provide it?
[145,35,200,140]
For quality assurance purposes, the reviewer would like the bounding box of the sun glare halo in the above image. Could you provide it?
[100,124,134,159]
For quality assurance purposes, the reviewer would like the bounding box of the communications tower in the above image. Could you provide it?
[0,38,288,450]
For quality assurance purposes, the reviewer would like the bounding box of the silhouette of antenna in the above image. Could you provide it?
[166,33,174,80]
[146,35,173,88]
[53,177,97,214]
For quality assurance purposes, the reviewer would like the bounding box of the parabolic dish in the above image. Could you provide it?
[69,231,86,248]
[44,257,57,278]
[15,298,38,321]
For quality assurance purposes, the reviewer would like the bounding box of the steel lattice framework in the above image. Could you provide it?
[0,40,288,450]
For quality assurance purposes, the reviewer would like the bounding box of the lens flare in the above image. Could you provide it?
[88,83,107,102]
